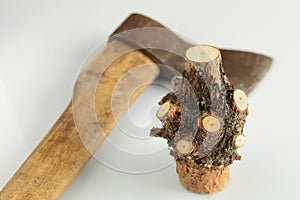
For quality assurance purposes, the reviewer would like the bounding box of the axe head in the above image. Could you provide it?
[110,13,273,94]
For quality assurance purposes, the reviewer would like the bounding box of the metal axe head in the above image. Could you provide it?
[111,13,273,94]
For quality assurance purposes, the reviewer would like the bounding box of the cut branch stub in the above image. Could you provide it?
[186,45,221,63]
[156,101,171,121]
[185,45,223,89]
[199,115,221,133]
[176,139,194,155]
[233,133,246,149]
[233,89,248,112]
[156,101,178,121]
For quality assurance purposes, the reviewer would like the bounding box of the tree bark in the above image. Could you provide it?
[151,45,249,194]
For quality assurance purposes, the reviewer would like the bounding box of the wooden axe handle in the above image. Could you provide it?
[0,39,160,200]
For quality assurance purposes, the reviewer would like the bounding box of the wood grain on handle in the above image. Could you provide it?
[0,40,160,200]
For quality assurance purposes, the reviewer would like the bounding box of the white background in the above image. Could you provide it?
[1,0,300,199]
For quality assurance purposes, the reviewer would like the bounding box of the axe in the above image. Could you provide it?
[0,14,272,199]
